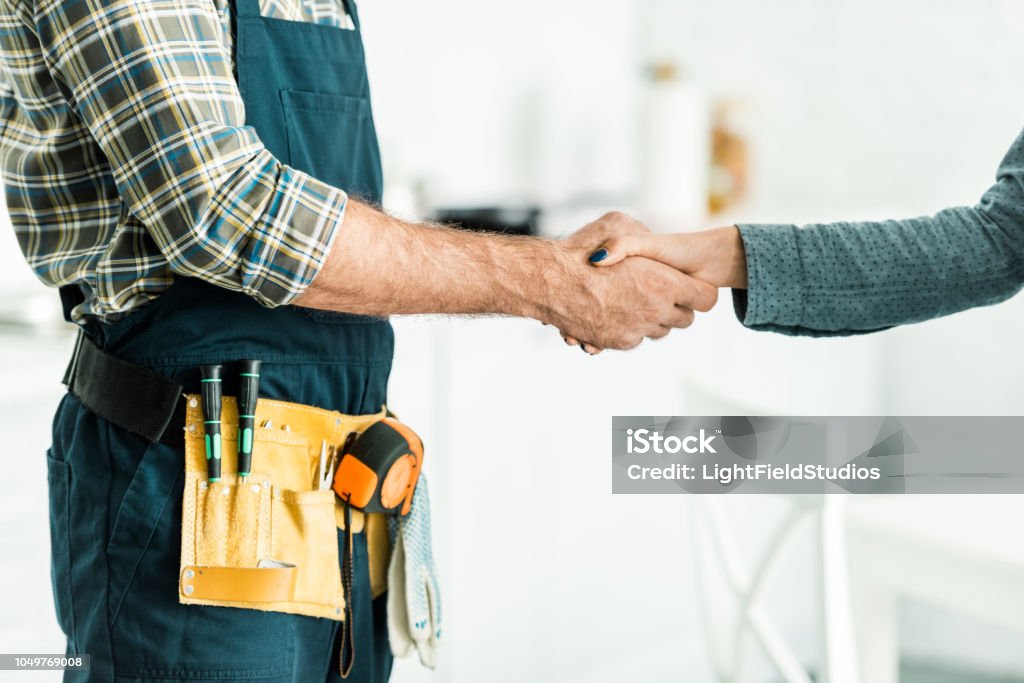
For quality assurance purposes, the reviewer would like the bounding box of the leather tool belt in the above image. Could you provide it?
[179,395,390,619]
[63,334,391,621]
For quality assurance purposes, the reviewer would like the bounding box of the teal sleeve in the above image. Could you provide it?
[732,128,1024,337]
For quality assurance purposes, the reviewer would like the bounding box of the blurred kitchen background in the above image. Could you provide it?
[3,0,1024,681]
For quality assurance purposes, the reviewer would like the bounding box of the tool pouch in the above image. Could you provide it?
[178,395,390,620]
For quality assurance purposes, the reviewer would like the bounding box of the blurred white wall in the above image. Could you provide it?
[635,0,1024,416]
[361,1,1024,681]
[360,0,640,206]
[640,0,1024,217]
[360,0,1024,419]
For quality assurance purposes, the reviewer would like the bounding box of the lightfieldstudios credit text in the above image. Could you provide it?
[624,428,882,485]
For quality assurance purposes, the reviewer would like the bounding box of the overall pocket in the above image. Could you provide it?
[281,89,382,201]
[106,437,184,629]
[45,452,76,640]
[281,87,383,325]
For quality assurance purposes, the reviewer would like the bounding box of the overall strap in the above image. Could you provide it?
[341,0,361,32]
[234,0,261,18]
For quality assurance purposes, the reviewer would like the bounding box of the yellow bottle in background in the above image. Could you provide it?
[708,99,750,215]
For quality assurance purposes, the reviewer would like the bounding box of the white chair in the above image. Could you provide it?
[690,493,860,683]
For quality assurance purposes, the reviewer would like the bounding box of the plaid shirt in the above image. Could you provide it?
[0,0,355,321]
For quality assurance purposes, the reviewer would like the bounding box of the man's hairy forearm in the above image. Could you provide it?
[296,200,561,320]
[297,204,719,350]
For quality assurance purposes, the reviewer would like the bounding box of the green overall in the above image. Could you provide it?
[46,0,394,680]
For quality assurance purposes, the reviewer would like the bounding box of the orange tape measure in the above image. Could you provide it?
[332,417,423,515]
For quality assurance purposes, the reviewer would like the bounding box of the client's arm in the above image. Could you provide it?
[590,128,1024,337]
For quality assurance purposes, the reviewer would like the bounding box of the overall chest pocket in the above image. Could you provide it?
[281,89,382,203]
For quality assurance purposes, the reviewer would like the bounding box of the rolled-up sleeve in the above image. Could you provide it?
[30,0,346,306]
[732,128,1024,337]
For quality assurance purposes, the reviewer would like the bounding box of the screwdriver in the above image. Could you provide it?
[200,364,223,483]
[237,359,261,482]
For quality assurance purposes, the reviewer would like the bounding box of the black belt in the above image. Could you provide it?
[62,332,187,447]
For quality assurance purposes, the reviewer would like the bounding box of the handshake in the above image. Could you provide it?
[543,211,748,354]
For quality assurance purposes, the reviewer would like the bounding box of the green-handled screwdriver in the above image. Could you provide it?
[200,364,223,483]
[237,360,261,482]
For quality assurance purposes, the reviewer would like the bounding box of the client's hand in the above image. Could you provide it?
[588,227,748,289]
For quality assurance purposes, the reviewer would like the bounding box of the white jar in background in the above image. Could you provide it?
[638,63,710,232]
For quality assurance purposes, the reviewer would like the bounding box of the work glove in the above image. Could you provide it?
[387,475,442,668]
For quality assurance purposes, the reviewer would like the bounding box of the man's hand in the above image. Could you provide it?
[543,212,719,351]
